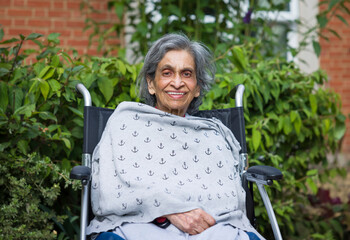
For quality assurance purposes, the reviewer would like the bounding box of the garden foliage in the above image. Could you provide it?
[0,0,349,239]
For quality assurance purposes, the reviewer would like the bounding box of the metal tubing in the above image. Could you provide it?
[256,183,283,240]
[235,84,245,107]
[239,153,248,176]
[80,184,89,240]
[76,83,92,107]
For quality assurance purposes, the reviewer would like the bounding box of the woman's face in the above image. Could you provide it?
[147,50,200,116]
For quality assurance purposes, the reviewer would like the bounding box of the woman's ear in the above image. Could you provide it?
[194,85,200,98]
[147,78,156,95]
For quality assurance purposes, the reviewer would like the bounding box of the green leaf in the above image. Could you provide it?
[51,55,60,67]
[38,66,51,79]
[48,32,61,44]
[97,77,114,103]
[0,28,4,41]
[328,0,340,10]
[334,122,346,140]
[39,80,50,100]
[68,107,83,118]
[312,40,321,57]
[252,126,261,151]
[306,169,318,176]
[336,14,348,26]
[306,177,318,194]
[0,82,8,112]
[0,37,20,44]
[117,60,126,75]
[25,33,43,40]
[17,139,29,154]
[309,94,317,113]
[61,138,71,149]
[14,103,35,117]
[38,111,57,121]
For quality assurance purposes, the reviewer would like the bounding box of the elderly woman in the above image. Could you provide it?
[87,33,264,240]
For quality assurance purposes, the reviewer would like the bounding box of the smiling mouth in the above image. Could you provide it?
[167,92,185,95]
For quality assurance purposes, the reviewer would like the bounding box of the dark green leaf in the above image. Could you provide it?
[26,33,43,40]
[312,41,321,57]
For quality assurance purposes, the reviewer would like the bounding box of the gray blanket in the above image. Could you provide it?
[87,102,261,238]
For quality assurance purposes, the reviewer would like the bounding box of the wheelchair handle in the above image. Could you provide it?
[76,83,92,107]
[235,84,245,108]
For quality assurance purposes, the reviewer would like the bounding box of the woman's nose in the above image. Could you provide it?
[171,74,184,88]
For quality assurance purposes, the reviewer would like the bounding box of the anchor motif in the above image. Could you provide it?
[170,150,176,157]
[120,169,127,174]
[165,188,171,194]
[194,138,200,143]
[228,174,234,180]
[116,184,122,189]
[217,193,221,199]
[94,158,100,163]
[187,178,193,182]
[217,179,224,186]
[122,203,127,210]
[183,128,188,134]
[153,199,161,207]
[178,181,185,186]
[204,132,209,138]
[198,195,203,202]
[131,146,139,153]
[205,167,212,174]
[133,162,140,168]
[193,155,199,163]
[159,158,166,164]
[147,170,154,176]
[201,184,208,190]
[214,130,219,136]
[132,131,139,137]
[158,143,164,149]
[182,142,189,150]
[133,114,140,120]
[145,153,152,160]
[120,124,127,130]
[136,198,143,205]
[92,182,98,189]
[170,121,177,126]
[172,168,178,175]
[118,155,125,161]
[194,126,201,131]
[116,192,121,198]
[186,196,191,201]
[225,193,230,198]
[145,121,152,127]
[144,137,151,143]
[205,148,212,155]
[182,162,188,170]
[195,174,201,179]
[231,191,236,197]
[135,176,142,181]
[125,181,131,188]
[217,161,224,168]
[158,127,164,131]
[114,170,118,177]
[118,140,126,146]
[208,194,213,200]
[162,174,169,180]
[170,133,177,139]
[216,145,222,151]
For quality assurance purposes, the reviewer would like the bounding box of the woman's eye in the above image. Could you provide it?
[183,71,192,77]
[162,71,171,77]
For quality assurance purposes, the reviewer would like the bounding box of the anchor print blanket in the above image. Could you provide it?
[87,101,257,236]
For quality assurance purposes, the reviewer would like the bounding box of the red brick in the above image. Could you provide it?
[28,19,51,28]
[67,2,81,10]
[27,0,51,8]
[13,0,26,7]
[48,10,71,18]
[0,19,12,26]
[33,9,47,17]
[8,9,33,17]
[14,19,26,25]
[53,1,65,9]
[67,21,85,28]
[8,28,33,36]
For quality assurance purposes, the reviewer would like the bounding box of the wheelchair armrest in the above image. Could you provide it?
[70,166,91,181]
[246,165,283,185]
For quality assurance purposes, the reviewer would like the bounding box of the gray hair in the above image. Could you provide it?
[137,33,216,115]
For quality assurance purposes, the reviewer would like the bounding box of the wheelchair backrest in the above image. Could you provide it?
[82,105,247,155]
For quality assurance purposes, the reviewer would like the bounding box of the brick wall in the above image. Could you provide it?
[319,3,350,160]
[0,0,120,56]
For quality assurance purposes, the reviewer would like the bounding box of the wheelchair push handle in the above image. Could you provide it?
[235,84,245,108]
[76,83,92,107]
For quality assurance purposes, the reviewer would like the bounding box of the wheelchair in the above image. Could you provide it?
[70,83,283,240]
